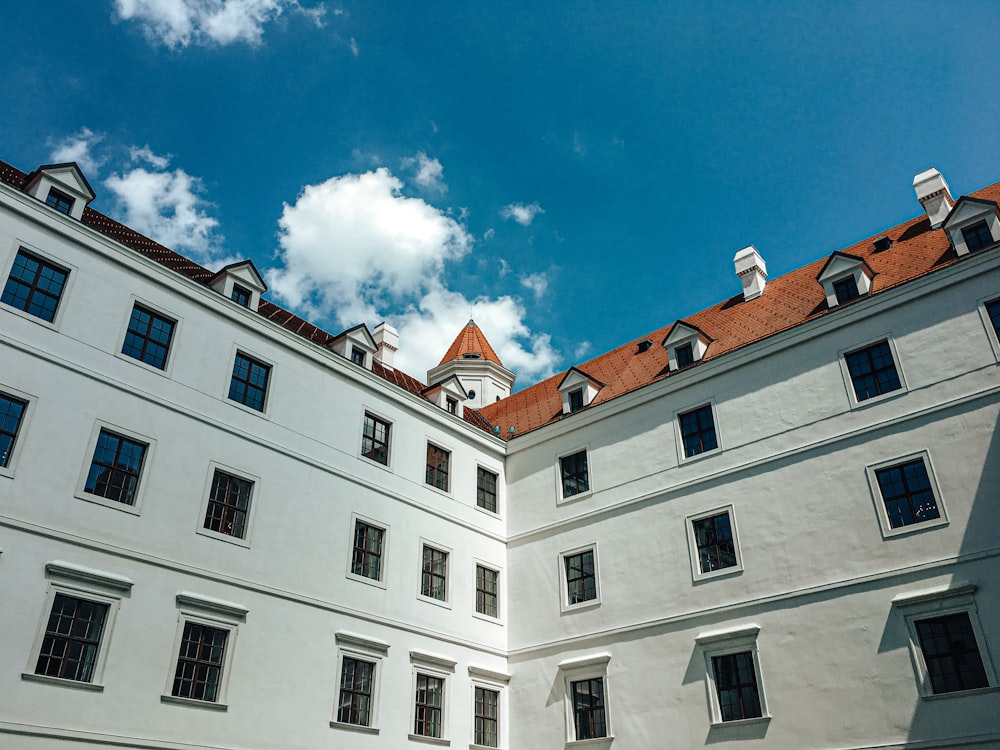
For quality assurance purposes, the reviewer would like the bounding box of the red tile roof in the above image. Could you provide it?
[480,180,1000,439]
[438,319,504,366]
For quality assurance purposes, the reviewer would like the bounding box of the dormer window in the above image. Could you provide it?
[24,163,95,221]
[446,396,458,414]
[833,276,860,305]
[351,346,367,366]
[569,388,584,413]
[557,368,604,416]
[421,375,467,418]
[675,342,694,369]
[45,188,75,215]
[663,321,711,372]
[817,252,873,309]
[962,221,993,253]
[941,197,1000,257]
[231,284,251,307]
[209,260,267,313]
[329,324,377,369]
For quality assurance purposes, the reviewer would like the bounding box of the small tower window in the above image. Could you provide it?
[231,284,252,307]
[833,276,860,305]
[45,188,75,215]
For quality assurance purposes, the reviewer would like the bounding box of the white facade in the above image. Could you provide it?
[1,160,998,750]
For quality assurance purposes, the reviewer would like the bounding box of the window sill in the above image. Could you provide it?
[160,694,228,711]
[225,398,270,419]
[921,685,999,701]
[557,489,593,506]
[76,491,142,515]
[560,599,602,615]
[878,517,949,539]
[692,565,744,584]
[21,673,104,692]
[417,593,452,610]
[848,388,906,410]
[710,715,771,729]
[0,302,61,330]
[114,350,172,378]
[679,446,722,465]
[330,720,380,734]
[472,611,502,626]
[346,571,388,589]
[408,733,451,745]
[196,527,252,549]
[566,737,614,749]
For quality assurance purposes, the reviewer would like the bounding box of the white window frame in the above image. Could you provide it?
[330,631,389,734]
[345,512,389,589]
[23,561,132,692]
[977,295,1000,362]
[417,539,452,609]
[865,450,948,538]
[892,582,997,699]
[0,241,77,330]
[0,382,35,480]
[114,296,182,376]
[224,344,275,417]
[473,559,502,623]
[686,504,744,582]
[559,543,601,613]
[195,461,260,548]
[674,400,723,463]
[468,665,511,749]
[75,420,155,515]
[475,463,502,517]
[409,649,456,744]
[557,653,613,747]
[359,409,393,469]
[556,445,593,504]
[695,624,770,727]
[161,591,247,711]
[837,334,908,409]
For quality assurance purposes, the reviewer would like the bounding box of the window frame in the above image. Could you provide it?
[686,504,744,582]
[695,624,770,727]
[476,465,500,515]
[425,441,451,493]
[230,283,252,308]
[557,653,613,746]
[196,462,259,548]
[557,447,592,502]
[978,296,1000,362]
[559,543,601,613]
[468,666,510,750]
[359,410,392,468]
[865,450,948,538]
[418,540,452,608]
[346,513,389,589]
[409,650,456,744]
[330,631,388,734]
[474,560,502,622]
[961,220,994,253]
[226,347,273,415]
[116,298,180,374]
[675,401,722,462]
[75,421,155,515]
[838,336,907,407]
[0,245,75,328]
[45,187,75,215]
[0,383,34,479]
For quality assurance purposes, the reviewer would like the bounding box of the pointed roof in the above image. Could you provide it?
[438,319,504,366]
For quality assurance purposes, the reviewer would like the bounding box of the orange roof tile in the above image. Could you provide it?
[438,319,504,366]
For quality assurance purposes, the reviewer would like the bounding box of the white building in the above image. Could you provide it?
[0,158,997,750]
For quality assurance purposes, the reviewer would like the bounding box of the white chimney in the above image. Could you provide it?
[373,322,399,370]
[913,168,953,229]
[734,245,767,302]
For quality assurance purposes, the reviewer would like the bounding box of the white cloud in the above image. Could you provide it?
[574,341,592,361]
[349,36,359,56]
[483,227,495,241]
[500,201,544,226]
[114,0,326,48]
[48,128,105,174]
[129,145,171,169]
[401,151,446,194]
[520,272,548,300]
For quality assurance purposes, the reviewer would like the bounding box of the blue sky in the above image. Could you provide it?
[3,1,999,386]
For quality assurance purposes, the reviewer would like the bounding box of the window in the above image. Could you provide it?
[361,413,390,465]
[425,443,450,491]
[350,345,366,366]
[446,396,458,414]
[414,673,444,738]
[337,656,375,726]
[171,621,228,702]
[228,352,270,412]
[560,449,590,498]
[696,624,769,726]
[122,304,175,370]
[204,469,253,540]
[569,388,584,412]
[83,429,148,506]
[0,391,28,469]
[421,544,448,602]
[562,547,599,607]
[986,299,1000,338]
[962,220,993,252]
[351,520,385,582]
[477,467,498,513]
[474,686,499,747]
[2,249,69,323]
[845,340,901,402]
[833,276,860,304]
[687,505,743,580]
[867,452,947,537]
[675,342,694,368]
[558,653,612,744]
[33,593,109,683]
[45,187,74,215]
[571,678,608,740]
[679,404,718,458]
[476,564,499,618]
[230,284,251,307]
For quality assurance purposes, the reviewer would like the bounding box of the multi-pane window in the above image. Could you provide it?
[228,352,270,411]
[171,621,228,702]
[675,342,695,368]
[477,467,498,513]
[34,593,109,683]
[569,388,584,412]
[476,565,499,617]
[914,612,990,694]
[446,396,458,414]
[693,512,738,574]
[362,413,390,465]
[351,520,385,581]
[204,469,253,539]
[962,220,994,252]
[986,299,1000,338]
[337,656,375,725]
[712,651,763,722]
[560,450,590,497]
[564,549,597,605]
[230,284,251,307]
[426,443,450,491]
[421,545,448,601]
[84,429,148,506]
[679,404,718,458]
[0,392,27,468]
[833,276,860,304]
[845,340,901,402]
[351,346,366,366]
[571,677,607,740]
[121,304,175,370]
[875,458,940,529]
[2,249,69,323]
[474,686,499,747]
[45,187,74,215]
[414,673,444,738]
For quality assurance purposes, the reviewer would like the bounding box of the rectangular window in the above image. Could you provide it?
[228,352,270,412]
[204,469,253,539]
[962,220,993,252]
[679,404,718,458]
[34,593,109,683]
[476,564,499,618]
[693,511,738,574]
[675,342,695,368]
[414,673,444,738]
[230,284,251,307]
[46,187,75,215]
[833,276,860,304]
[351,520,385,581]
[446,396,458,414]
[845,340,901,402]
[171,621,228,702]
[875,458,940,529]
[421,545,448,602]
[571,677,607,740]
[84,429,148,506]
[2,249,69,323]
[564,549,597,606]
[122,304,175,370]
[986,299,1000,338]
[568,388,584,412]
[711,651,763,721]
[560,449,590,497]
[0,392,28,468]
[351,345,366,366]
[426,443,450,491]
[474,686,499,747]
[915,612,989,694]
[337,656,375,726]
[477,467,498,513]
[361,413,390,465]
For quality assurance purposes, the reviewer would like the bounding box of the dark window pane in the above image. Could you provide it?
[962,221,993,252]
[875,459,939,529]
[986,299,1000,338]
[565,550,597,604]
[338,656,375,725]
[46,188,74,215]
[712,651,762,721]
[680,404,718,457]
[204,469,252,539]
[477,467,498,512]
[362,413,390,465]
[85,429,147,505]
[476,565,499,617]
[121,304,175,369]
[172,621,228,702]
[571,678,607,739]
[845,340,901,402]
[421,545,448,600]
[425,444,450,490]
[2,249,68,322]
[231,284,251,307]
[560,450,590,497]
[916,612,989,694]
[0,393,28,468]
[474,686,499,747]
[228,353,270,411]
[34,594,109,683]
[351,521,384,580]
[569,388,584,412]
[414,673,443,737]
[675,342,694,368]
[833,276,860,304]
[693,512,738,573]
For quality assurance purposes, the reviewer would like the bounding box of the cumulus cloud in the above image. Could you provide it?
[500,201,544,226]
[520,272,548,300]
[114,0,326,48]
[401,152,446,194]
[48,128,106,174]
